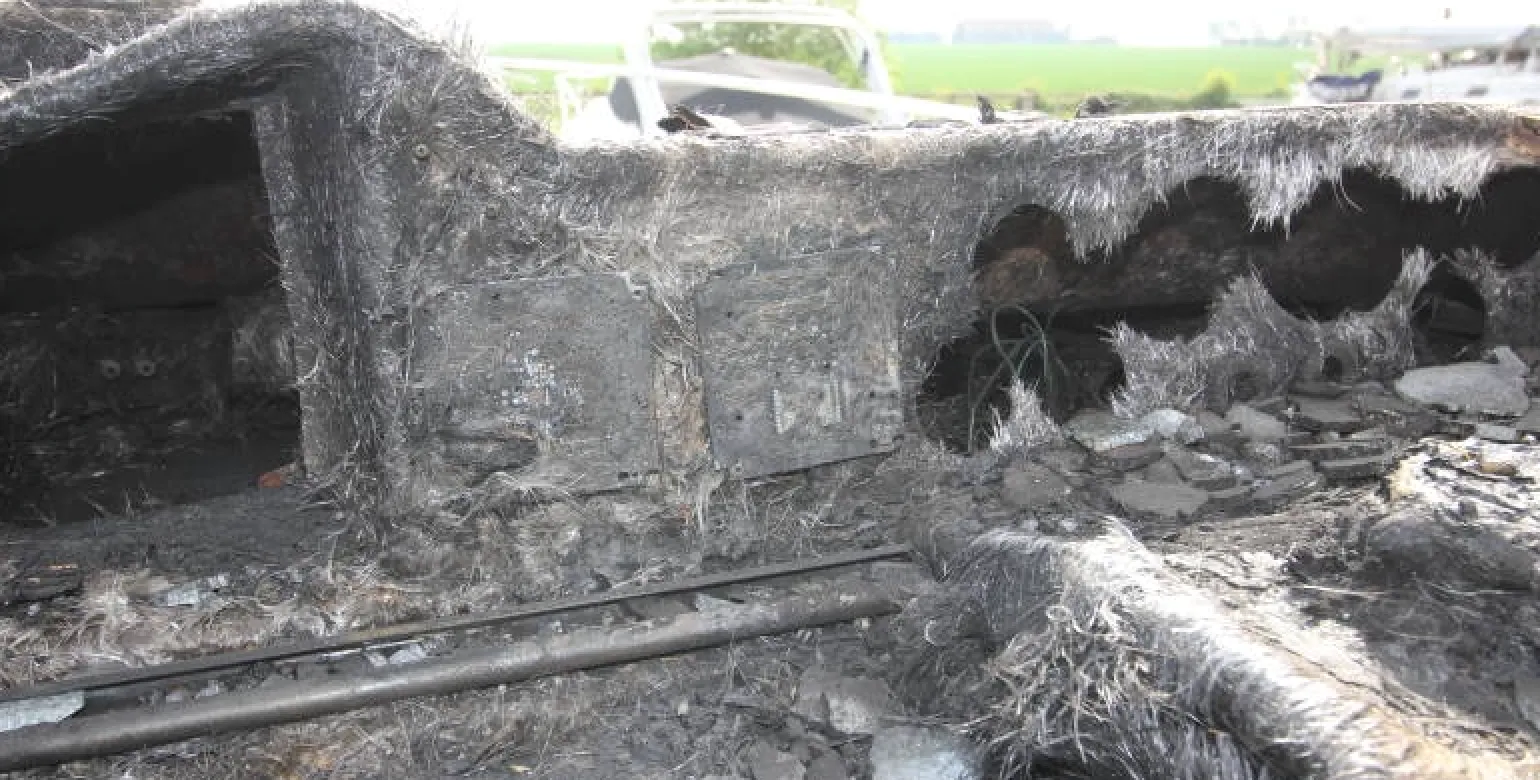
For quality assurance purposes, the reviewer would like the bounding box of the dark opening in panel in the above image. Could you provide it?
[917,169,1539,452]
[0,112,298,525]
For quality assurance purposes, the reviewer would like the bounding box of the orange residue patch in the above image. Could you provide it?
[257,469,287,489]
[1508,116,1540,159]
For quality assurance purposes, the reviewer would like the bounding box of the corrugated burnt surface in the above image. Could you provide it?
[408,274,657,497]
[695,249,903,478]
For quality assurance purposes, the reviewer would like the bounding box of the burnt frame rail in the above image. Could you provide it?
[0,544,911,705]
[0,581,903,772]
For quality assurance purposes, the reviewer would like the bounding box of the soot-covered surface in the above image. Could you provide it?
[0,0,195,84]
[0,112,274,311]
[974,169,1540,318]
[7,0,1536,514]
[923,168,1540,452]
[0,3,1539,778]
[0,111,296,525]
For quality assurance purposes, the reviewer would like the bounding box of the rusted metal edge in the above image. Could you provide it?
[0,586,900,771]
[1500,115,1540,164]
[0,544,911,704]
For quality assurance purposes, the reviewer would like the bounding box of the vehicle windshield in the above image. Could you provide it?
[600,17,882,129]
[648,21,867,88]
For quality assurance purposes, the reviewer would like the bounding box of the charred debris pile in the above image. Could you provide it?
[1,1,1540,778]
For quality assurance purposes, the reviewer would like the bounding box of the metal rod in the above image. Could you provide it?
[0,544,909,704]
[0,586,898,771]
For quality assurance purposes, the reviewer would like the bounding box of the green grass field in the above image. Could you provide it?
[886,44,1309,99]
[490,41,1313,102]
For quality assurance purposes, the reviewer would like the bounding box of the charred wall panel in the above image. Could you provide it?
[694,249,904,478]
[3,2,1537,517]
[2,9,1539,778]
[408,274,657,498]
[0,28,291,522]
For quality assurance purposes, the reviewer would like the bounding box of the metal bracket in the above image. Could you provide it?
[695,248,903,478]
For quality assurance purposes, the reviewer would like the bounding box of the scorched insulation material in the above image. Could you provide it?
[1,2,1537,519]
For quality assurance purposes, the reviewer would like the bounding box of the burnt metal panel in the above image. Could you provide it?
[0,308,232,422]
[695,248,903,478]
[411,273,656,494]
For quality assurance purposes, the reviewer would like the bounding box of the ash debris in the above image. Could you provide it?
[900,181,1540,777]
[891,304,1540,777]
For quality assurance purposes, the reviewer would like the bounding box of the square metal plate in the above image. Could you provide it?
[411,273,656,494]
[695,248,903,478]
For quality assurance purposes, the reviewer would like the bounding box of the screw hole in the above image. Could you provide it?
[98,359,122,380]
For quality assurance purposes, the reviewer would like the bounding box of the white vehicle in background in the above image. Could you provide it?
[487,2,1010,143]
[1292,25,1540,106]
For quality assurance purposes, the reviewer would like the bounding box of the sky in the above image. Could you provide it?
[200,1,1534,46]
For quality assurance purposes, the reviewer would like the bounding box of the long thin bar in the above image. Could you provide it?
[0,587,898,771]
[0,544,909,704]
